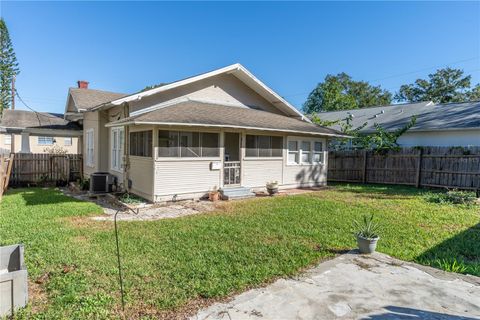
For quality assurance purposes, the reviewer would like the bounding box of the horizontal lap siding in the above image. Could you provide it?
[243,159,283,187]
[129,157,154,201]
[154,160,220,196]
[283,164,327,186]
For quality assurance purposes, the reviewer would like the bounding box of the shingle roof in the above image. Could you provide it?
[0,110,82,131]
[69,88,127,110]
[108,100,345,137]
[316,101,480,132]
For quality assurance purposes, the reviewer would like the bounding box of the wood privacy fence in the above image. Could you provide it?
[328,147,480,191]
[9,153,83,186]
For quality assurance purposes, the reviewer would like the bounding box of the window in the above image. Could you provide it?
[111,127,124,171]
[245,135,282,157]
[64,137,72,146]
[287,138,325,165]
[4,135,11,145]
[301,141,311,164]
[287,141,299,164]
[158,131,219,158]
[86,129,94,167]
[313,141,324,163]
[38,136,54,145]
[130,130,152,157]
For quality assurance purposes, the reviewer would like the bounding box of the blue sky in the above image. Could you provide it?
[1,1,479,114]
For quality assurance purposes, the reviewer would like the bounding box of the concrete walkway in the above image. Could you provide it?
[193,253,480,320]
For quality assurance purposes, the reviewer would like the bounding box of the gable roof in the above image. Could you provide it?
[0,109,82,131]
[94,63,308,121]
[106,100,345,137]
[316,101,480,133]
[67,88,127,111]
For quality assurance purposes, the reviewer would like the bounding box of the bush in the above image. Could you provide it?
[119,192,144,204]
[425,189,477,205]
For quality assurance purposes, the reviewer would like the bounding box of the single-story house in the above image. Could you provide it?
[0,110,82,154]
[317,100,480,147]
[64,63,345,202]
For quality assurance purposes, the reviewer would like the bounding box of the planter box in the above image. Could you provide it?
[0,244,28,317]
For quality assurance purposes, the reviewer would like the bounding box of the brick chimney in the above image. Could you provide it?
[77,80,89,89]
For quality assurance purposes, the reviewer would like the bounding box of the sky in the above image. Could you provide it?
[1,1,479,114]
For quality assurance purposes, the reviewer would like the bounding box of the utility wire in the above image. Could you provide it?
[14,89,61,127]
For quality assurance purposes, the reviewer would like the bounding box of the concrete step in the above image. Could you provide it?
[220,187,255,200]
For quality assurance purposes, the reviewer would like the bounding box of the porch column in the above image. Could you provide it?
[219,130,225,188]
[20,132,31,153]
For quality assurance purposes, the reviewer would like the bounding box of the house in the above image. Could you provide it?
[317,100,480,147]
[0,110,82,154]
[65,64,345,202]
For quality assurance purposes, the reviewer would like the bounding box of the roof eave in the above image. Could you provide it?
[106,120,348,138]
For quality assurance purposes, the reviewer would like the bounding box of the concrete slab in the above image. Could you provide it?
[192,252,480,320]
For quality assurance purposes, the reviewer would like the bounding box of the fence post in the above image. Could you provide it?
[362,150,367,183]
[415,148,423,188]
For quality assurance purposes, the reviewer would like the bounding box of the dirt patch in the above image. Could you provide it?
[28,279,49,314]
[63,215,111,231]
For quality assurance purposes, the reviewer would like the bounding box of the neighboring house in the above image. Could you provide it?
[0,110,82,154]
[318,101,480,147]
[65,63,345,202]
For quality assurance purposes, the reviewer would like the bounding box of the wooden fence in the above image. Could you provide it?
[328,147,480,191]
[9,153,83,186]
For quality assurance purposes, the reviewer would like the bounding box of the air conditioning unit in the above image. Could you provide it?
[90,172,116,194]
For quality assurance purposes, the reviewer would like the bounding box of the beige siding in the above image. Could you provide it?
[283,163,328,187]
[0,133,80,154]
[83,111,109,177]
[129,156,154,201]
[154,160,221,200]
[242,159,283,187]
[129,74,286,115]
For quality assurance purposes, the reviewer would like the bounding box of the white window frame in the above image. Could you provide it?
[86,129,94,167]
[286,136,326,166]
[64,137,72,146]
[4,134,12,145]
[37,136,54,146]
[111,127,124,172]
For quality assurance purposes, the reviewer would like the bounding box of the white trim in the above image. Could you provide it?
[86,128,94,167]
[110,127,124,172]
[106,121,347,138]
[93,63,307,120]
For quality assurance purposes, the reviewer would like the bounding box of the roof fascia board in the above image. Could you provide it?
[105,120,348,138]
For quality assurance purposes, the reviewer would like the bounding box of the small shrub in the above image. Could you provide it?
[425,189,477,205]
[353,214,380,239]
[119,192,144,204]
[79,178,90,191]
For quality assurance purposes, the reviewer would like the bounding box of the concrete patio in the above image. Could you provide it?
[193,252,480,320]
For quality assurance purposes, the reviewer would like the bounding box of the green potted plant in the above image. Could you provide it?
[353,214,380,254]
[266,181,279,196]
[208,186,220,202]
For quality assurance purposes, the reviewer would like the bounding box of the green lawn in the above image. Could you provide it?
[1,184,479,319]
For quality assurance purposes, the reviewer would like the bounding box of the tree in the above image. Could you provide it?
[395,68,479,103]
[0,18,19,114]
[141,83,168,92]
[311,114,416,152]
[303,73,392,114]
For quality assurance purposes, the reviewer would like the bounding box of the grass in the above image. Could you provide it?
[0,184,479,319]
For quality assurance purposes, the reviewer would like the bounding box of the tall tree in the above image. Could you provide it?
[395,68,479,103]
[0,18,19,114]
[303,73,392,114]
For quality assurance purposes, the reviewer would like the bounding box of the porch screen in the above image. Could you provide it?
[158,131,219,157]
[129,130,152,157]
[245,135,283,157]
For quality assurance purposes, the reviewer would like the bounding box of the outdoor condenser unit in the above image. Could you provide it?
[90,172,116,194]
